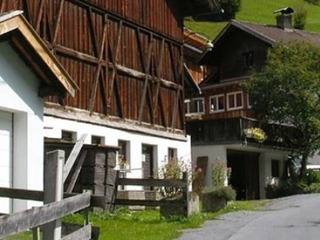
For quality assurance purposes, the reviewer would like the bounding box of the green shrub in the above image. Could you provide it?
[220,0,241,20]
[265,178,306,198]
[203,186,236,201]
[304,183,320,193]
[194,0,241,22]
[294,3,308,30]
[304,170,320,184]
[202,186,236,212]
[304,0,320,5]
[211,160,227,187]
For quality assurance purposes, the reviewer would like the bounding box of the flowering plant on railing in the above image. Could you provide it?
[243,127,267,143]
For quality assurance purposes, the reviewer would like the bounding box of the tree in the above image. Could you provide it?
[220,0,241,20]
[244,41,320,177]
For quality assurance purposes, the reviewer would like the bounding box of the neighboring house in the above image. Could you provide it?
[183,28,213,99]
[186,10,320,199]
[0,0,220,202]
[0,11,76,213]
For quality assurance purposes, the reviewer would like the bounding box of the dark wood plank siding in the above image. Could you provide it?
[0,0,185,132]
[89,0,183,40]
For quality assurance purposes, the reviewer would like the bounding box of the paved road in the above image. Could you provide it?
[177,194,320,240]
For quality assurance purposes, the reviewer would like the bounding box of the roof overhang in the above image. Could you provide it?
[0,11,77,97]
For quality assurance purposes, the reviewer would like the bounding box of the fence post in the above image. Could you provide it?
[182,172,190,217]
[43,150,65,240]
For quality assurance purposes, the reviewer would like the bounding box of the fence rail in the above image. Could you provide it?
[0,191,92,239]
[115,171,190,216]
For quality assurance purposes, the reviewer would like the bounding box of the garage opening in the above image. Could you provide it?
[227,150,260,200]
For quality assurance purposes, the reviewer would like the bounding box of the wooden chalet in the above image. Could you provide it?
[187,11,320,199]
[0,0,221,206]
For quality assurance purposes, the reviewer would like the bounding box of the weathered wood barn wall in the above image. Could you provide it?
[0,0,186,132]
[0,1,221,202]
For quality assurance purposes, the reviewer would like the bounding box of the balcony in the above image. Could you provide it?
[187,117,298,149]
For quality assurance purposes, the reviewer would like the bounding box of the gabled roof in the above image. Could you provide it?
[0,11,77,97]
[200,19,320,63]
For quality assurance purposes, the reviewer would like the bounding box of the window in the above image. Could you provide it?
[61,130,77,142]
[91,135,105,145]
[209,94,225,113]
[168,148,177,163]
[272,160,280,178]
[185,98,204,114]
[243,51,254,69]
[227,91,243,110]
[118,140,130,168]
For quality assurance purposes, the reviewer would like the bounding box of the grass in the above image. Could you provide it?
[2,200,267,240]
[184,0,320,40]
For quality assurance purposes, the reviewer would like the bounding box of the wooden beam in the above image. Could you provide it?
[171,90,180,129]
[52,0,65,44]
[49,43,183,91]
[63,134,87,183]
[138,34,153,122]
[0,187,110,209]
[115,199,186,207]
[35,0,46,32]
[88,18,108,113]
[107,20,123,116]
[66,151,88,193]
[43,150,65,240]
[0,187,43,201]
[117,178,187,188]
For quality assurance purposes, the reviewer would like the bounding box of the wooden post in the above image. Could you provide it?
[43,150,65,240]
[32,226,41,240]
[182,172,190,217]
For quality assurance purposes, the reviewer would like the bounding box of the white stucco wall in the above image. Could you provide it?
[259,151,287,198]
[44,116,192,184]
[0,42,44,212]
[191,143,288,199]
[191,145,227,187]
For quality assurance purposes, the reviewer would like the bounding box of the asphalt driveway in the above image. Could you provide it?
[177,194,320,240]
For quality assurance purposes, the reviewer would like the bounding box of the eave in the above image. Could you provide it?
[0,11,77,97]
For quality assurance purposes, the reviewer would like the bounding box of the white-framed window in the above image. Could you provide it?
[118,140,130,169]
[226,91,243,110]
[168,148,178,163]
[91,135,105,145]
[61,130,77,142]
[209,94,225,113]
[185,98,204,114]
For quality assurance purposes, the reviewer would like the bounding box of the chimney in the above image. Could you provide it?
[273,7,294,30]
[276,14,292,30]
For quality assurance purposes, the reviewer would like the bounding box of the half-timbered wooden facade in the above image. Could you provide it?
[187,12,320,199]
[0,0,220,200]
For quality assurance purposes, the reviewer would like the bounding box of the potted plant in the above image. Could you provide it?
[201,159,236,212]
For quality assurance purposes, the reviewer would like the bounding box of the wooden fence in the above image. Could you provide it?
[115,172,190,217]
[0,190,92,239]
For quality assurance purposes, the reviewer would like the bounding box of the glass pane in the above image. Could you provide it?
[236,93,242,107]
[218,96,224,110]
[228,94,235,108]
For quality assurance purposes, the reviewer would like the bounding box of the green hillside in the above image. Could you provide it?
[184,0,320,40]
